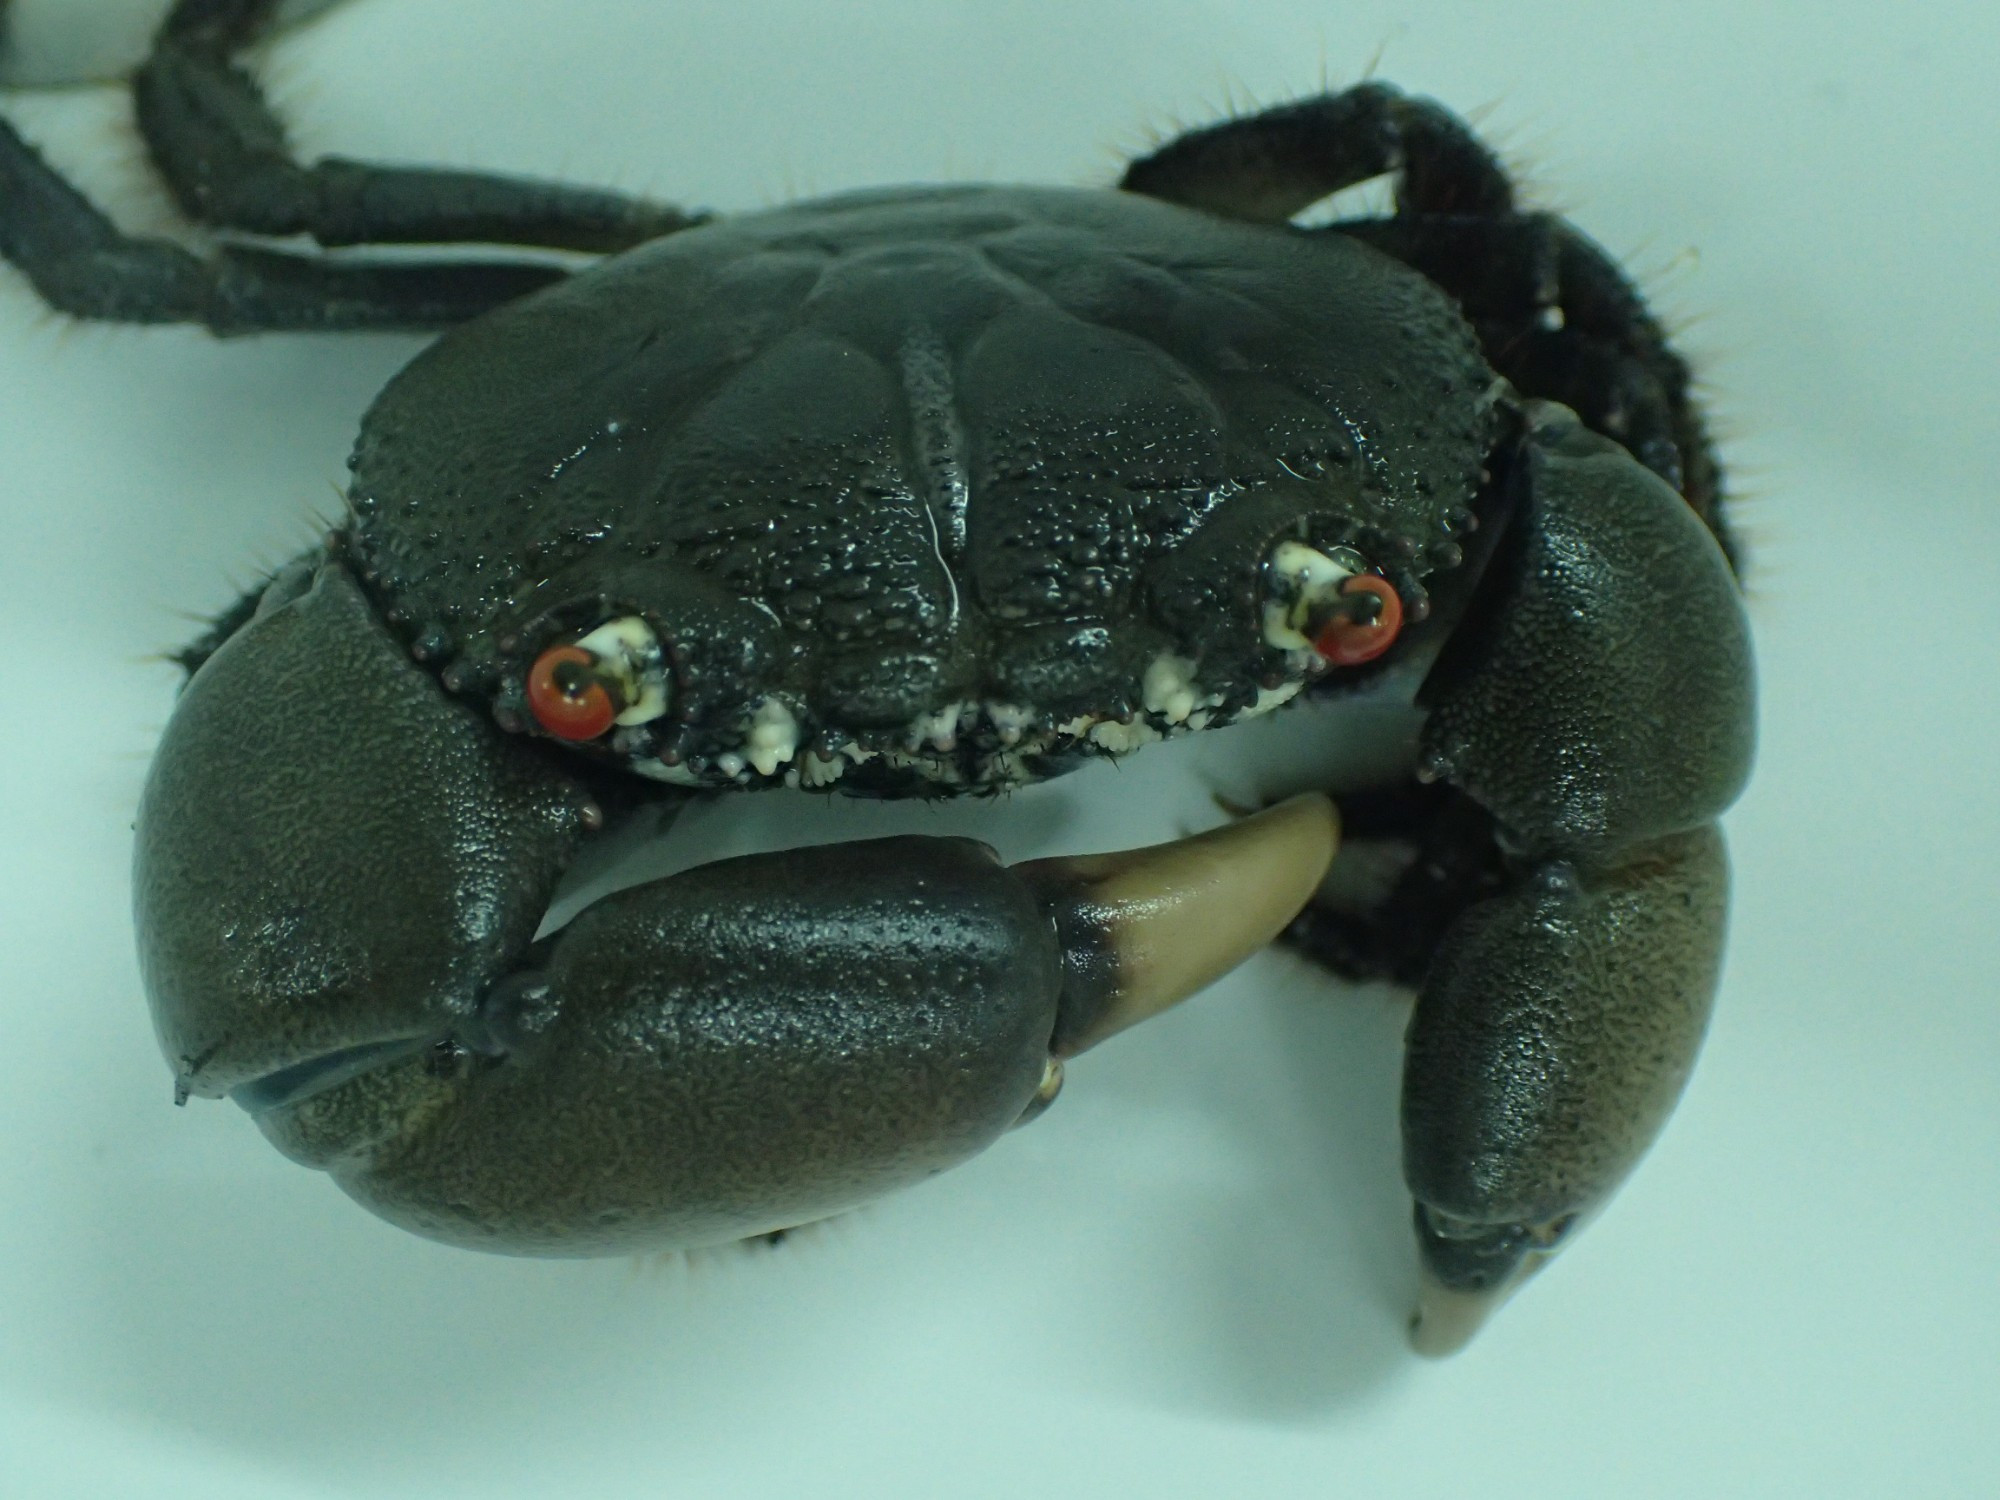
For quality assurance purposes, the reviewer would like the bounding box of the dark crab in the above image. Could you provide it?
[0,0,1752,1351]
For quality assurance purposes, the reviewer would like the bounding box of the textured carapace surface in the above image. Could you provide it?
[344,185,1498,791]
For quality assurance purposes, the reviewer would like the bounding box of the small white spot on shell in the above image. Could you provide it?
[1088,719,1162,754]
[986,701,1035,746]
[746,697,801,777]
[1238,680,1306,720]
[1142,653,1201,726]
[799,751,849,789]
[906,701,967,753]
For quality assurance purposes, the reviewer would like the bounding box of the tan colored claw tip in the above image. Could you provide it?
[1409,1251,1552,1357]
[1409,1273,1497,1358]
[1018,792,1338,1056]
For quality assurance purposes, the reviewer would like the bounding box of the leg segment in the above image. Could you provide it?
[0,112,564,329]
[1121,82,1732,566]
[1285,782,1505,987]
[1338,213,1729,562]
[1121,80,1514,220]
[135,0,704,251]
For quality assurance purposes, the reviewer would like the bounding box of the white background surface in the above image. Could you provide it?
[2,1,1996,1495]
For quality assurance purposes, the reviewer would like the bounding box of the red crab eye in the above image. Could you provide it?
[1313,575,1404,667]
[527,644,617,740]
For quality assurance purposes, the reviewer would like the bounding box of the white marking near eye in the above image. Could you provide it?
[1262,540,1365,652]
[574,615,670,725]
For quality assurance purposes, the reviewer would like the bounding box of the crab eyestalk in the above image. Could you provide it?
[1310,574,1403,666]
[526,616,671,740]
[1261,541,1405,666]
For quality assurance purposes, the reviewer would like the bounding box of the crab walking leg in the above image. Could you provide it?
[1120,80,1515,225]
[134,0,704,252]
[1332,213,1730,565]
[1399,402,1754,1352]
[1121,82,1730,566]
[133,558,1336,1251]
[0,112,567,330]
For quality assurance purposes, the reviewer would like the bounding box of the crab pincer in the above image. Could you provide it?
[136,560,1335,1249]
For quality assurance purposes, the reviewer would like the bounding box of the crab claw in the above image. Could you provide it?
[1017,793,1339,1058]
[135,560,1335,1251]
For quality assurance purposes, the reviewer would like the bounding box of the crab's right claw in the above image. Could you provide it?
[135,558,1335,1251]
[285,795,1330,1253]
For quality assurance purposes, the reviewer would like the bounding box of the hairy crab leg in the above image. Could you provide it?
[0,110,567,330]
[1127,85,1752,1350]
[136,0,705,252]
[1121,78,1731,564]
[0,0,706,333]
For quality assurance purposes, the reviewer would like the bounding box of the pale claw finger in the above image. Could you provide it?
[1017,792,1340,1057]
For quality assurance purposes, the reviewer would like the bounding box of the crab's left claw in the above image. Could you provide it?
[1395,403,1755,1352]
[135,560,1335,1250]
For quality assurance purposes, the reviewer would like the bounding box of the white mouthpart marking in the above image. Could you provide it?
[1088,719,1162,755]
[987,702,1035,746]
[798,752,848,789]
[906,701,969,753]
[1142,653,1202,726]
[746,698,802,777]
[1238,679,1306,720]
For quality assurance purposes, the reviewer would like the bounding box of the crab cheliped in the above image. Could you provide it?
[0,0,1753,1352]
